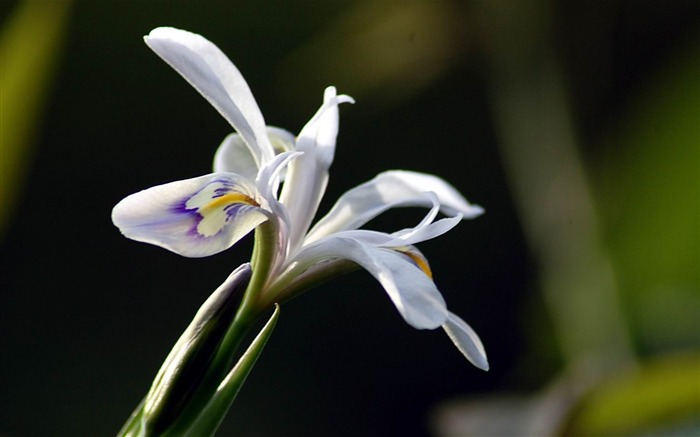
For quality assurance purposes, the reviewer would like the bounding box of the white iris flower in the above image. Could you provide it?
[112,27,488,371]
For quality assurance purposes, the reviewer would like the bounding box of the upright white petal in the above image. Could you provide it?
[294,236,448,329]
[112,173,268,257]
[306,170,484,243]
[443,312,489,371]
[145,27,274,166]
[279,87,353,251]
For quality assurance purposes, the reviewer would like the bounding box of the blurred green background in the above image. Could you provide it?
[1,1,698,436]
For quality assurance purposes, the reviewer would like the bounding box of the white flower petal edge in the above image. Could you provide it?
[443,312,489,371]
[145,27,275,167]
[306,170,484,244]
[111,173,268,257]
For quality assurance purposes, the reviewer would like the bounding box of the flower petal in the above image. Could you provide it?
[213,133,259,181]
[294,236,448,329]
[331,214,462,250]
[443,312,489,370]
[214,127,297,184]
[279,87,353,251]
[266,126,297,154]
[112,173,268,257]
[296,86,354,169]
[145,27,274,167]
[306,170,484,243]
[256,151,302,221]
[386,215,463,248]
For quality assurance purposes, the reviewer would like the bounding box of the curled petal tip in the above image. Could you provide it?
[323,86,354,105]
[338,95,355,105]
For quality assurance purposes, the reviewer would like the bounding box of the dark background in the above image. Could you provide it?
[1,1,698,436]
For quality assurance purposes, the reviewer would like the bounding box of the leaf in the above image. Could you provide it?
[183,304,280,437]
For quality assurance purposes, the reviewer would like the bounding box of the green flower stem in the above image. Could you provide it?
[241,219,279,312]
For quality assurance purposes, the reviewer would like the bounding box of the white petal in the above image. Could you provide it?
[256,151,303,201]
[213,133,259,180]
[330,213,462,249]
[294,236,448,329]
[214,127,296,182]
[443,312,489,370]
[306,170,484,243]
[253,150,301,261]
[295,86,354,168]
[112,173,268,257]
[266,126,297,154]
[145,27,274,167]
[385,215,463,248]
[279,88,353,251]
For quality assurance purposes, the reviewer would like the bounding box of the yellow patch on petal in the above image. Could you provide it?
[184,181,261,238]
[194,193,260,237]
[200,193,259,213]
[395,246,433,279]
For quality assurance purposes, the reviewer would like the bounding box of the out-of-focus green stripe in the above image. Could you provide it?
[0,0,72,236]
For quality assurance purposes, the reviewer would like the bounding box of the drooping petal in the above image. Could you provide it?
[145,27,274,167]
[279,87,354,251]
[112,173,268,257]
[443,312,489,371]
[293,236,448,329]
[306,170,484,243]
